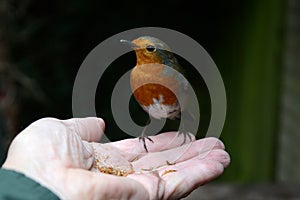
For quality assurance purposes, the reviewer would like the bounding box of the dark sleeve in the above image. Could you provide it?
[0,168,59,200]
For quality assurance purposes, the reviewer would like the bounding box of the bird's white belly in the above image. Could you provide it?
[141,95,180,119]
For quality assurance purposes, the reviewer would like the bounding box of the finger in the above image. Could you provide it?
[158,149,230,198]
[163,159,225,198]
[159,149,230,180]
[111,131,196,157]
[132,137,225,170]
[62,117,105,142]
[200,149,231,168]
[52,168,148,200]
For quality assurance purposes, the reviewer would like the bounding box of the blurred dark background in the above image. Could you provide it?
[1,0,299,198]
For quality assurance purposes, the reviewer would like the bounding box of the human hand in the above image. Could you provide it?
[2,117,230,199]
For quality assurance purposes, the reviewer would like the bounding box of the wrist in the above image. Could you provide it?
[2,157,66,198]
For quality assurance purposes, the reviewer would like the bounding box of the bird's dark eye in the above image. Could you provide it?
[145,45,156,52]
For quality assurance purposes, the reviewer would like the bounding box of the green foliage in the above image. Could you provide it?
[219,0,285,182]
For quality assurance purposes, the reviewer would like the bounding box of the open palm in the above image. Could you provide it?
[3,118,230,200]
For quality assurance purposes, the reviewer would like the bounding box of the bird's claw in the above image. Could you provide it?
[178,131,193,145]
[139,136,154,152]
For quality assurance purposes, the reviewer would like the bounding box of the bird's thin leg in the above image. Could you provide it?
[179,122,193,145]
[139,117,154,152]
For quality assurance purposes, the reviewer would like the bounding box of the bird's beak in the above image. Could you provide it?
[120,39,139,49]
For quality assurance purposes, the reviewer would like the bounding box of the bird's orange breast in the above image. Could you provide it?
[130,64,179,106]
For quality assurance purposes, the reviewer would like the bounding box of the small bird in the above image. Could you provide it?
[121,36,192,152]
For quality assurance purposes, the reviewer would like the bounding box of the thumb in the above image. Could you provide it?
[62,117,105,142]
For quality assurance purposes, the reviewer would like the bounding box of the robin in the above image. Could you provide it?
[121,36,192,152]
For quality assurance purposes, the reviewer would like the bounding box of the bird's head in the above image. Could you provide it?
[120,36,175,65]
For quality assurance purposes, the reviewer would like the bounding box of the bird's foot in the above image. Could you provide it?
[139,135,154,152]
[178,131,193,145]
